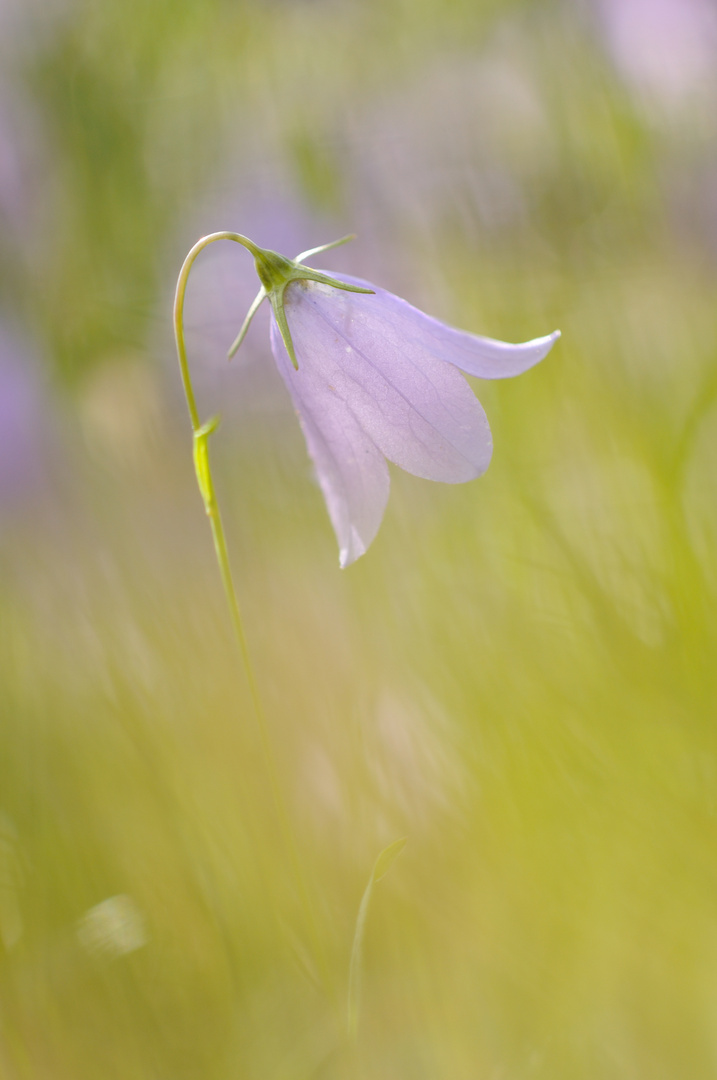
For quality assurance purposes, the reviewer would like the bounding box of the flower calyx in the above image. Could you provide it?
[228,233,374,369]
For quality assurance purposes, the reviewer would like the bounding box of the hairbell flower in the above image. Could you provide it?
[227,233,560,567]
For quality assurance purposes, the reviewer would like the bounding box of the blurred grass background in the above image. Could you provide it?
[2,0,717,1076]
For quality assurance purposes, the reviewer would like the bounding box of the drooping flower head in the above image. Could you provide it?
[230,234,560,567]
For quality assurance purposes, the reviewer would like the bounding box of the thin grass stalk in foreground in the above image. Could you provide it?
[347,837,407,1042]
[173,232,332,992]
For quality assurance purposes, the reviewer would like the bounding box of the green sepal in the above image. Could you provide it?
[268,284,299,370]
[293,266,374,295]
[228,286,266,360]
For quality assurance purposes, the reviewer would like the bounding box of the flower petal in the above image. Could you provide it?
[332,273,560,380]
[280,279,493,484]
[270,319,390,567]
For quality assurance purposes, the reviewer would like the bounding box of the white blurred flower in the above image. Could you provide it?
[77,894,147,958]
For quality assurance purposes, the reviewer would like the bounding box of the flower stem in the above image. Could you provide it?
[173,232,332,996]
[173,232,263,713]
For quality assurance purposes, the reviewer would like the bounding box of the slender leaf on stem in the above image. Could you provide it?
[192,416,221,514]
[347,837,407,1041]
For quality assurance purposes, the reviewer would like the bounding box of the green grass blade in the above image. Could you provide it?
[347,837,407,1041]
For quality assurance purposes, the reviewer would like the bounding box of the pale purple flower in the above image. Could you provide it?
[597,0,717,112]
[229,235,560,567]
[0,322,48,514]
[269,274,558,566]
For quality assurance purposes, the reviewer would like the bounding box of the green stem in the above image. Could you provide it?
[173,232,333,996]
[173,232,264,719]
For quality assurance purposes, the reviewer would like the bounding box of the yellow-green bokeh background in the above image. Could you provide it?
[2,0,717,1076]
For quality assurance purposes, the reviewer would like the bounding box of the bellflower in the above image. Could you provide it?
[229,235,560,567]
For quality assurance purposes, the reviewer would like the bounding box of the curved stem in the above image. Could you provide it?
[172,232,266,711]
[173,231,259,430]
[172,232,333,998]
